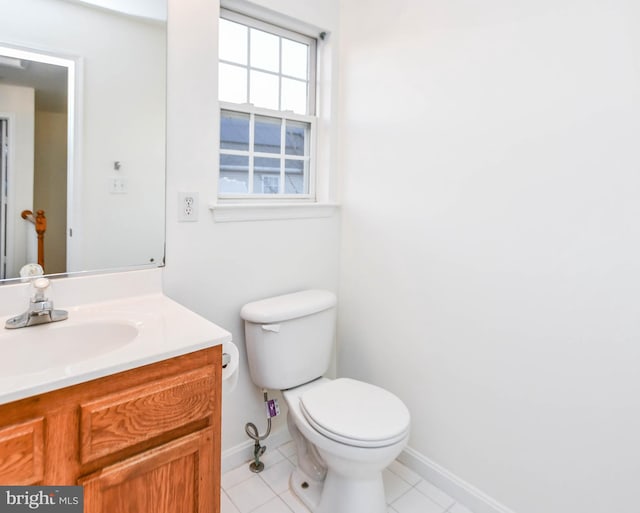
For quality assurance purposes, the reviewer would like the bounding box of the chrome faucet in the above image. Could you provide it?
[5,277,68,329]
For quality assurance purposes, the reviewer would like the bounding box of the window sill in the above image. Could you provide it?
[208,202,339,222]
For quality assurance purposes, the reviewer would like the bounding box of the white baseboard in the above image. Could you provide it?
[397,447,517,513]
[221,427,292,474]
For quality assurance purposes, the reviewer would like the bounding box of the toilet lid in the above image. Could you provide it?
[299,378,410,448]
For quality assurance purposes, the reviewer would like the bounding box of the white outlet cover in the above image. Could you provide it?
[178,192,199,222]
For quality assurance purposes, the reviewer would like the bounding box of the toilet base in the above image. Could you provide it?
[289,468,322,511]
[289,467,386,513]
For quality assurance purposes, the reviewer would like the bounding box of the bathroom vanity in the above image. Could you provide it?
[0,270,231,513]
[0,347,220,512]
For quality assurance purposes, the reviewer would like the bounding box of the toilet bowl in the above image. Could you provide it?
[283,378,410,513]
[240,290,411,513]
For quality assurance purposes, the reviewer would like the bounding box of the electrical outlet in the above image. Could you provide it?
[178,192,199,222]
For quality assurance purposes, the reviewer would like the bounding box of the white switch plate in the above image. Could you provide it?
[109,177,127,194]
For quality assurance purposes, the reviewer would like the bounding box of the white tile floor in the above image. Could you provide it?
[221,440,477,513]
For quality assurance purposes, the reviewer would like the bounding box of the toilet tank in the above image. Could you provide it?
[241,290,337,390]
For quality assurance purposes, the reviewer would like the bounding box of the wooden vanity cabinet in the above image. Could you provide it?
[0,346,221,513]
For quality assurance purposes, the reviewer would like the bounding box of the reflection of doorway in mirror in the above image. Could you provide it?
[0,87,35,280]
[0,46,74,279]
[0,118,7,278]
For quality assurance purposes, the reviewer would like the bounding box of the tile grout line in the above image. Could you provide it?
[386,478,450,513]
[386,462,461,513]
[221,488,242,513]
[255,458,298,513]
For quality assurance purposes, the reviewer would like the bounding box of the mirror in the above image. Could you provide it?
[0,0,166,281]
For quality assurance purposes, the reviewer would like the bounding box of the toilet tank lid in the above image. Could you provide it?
[241,289,336,323]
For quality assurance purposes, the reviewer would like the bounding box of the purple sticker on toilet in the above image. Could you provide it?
[266,399,280,418]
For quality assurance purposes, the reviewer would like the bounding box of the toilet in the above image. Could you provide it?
[241,290,410,513]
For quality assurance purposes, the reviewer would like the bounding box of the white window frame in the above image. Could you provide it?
[217,9,318,204]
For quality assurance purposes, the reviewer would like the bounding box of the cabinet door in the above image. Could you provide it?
[80,428,216,513]
[0,418,44,485]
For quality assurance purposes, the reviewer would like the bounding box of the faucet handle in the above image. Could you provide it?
[33,277,50,291]
[32,277,50,301]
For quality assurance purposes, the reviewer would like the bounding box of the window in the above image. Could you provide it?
[218,10,316,199]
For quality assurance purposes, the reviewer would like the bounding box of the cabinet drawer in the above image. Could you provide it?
[0,418,44,484]
[80,366,215,463]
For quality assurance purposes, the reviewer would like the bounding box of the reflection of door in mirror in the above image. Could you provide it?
[0,118,7,277]
[0,50,69,279]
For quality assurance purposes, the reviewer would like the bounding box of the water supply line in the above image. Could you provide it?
[245,389,272,472]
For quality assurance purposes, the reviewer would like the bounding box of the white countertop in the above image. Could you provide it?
[0,292,232,405]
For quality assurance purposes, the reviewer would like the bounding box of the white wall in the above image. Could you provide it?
[164,0,340,453]
[0,0,165,273]
[338,1,640,513]
[0,84,35,278]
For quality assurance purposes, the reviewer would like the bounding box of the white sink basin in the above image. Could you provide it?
[0,292,232,406]
[0,320,139,377]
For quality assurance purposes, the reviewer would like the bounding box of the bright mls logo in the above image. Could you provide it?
[0,487,83,512]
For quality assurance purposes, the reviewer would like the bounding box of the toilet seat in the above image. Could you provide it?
[299,378,410,448]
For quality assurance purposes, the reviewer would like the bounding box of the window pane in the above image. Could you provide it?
[221,111,250,150]
[250,28,279,72]
[260,175,280,194]
[219,154,249,193]
[285,121,307,156]
[219,63,247,104]
[282,38,308,80]
[281,78,307,114]
[250,70,279,110]
[219,19,247,65]
[285,159,307,194]
[254,157,281,194]
[254,116,281,154]
[254,157,281,173]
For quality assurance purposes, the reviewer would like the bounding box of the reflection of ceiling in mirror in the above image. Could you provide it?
[63,0,166,22]
[0,0,166,112]
[0,59,67,112]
